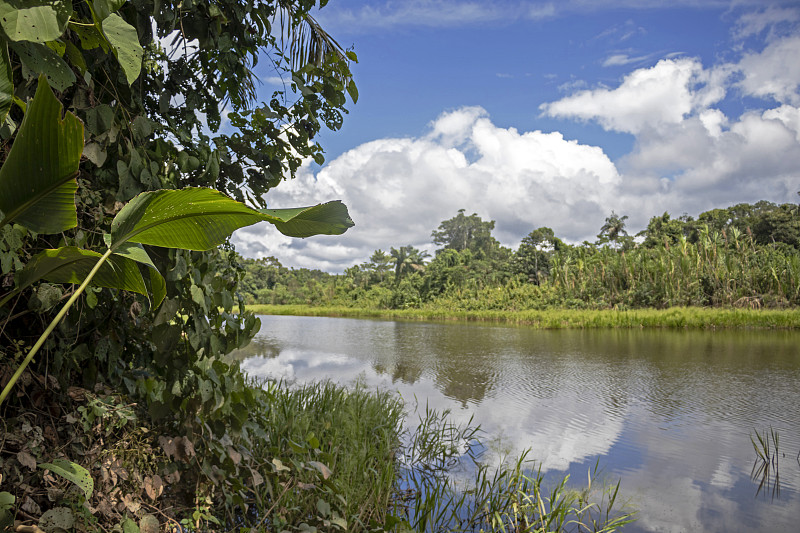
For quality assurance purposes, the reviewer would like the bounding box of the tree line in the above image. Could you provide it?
[240,200,800,310]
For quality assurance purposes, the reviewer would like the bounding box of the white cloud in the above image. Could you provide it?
[233,30,800,272]
[233,107,621,270]
[733,6,800,40]
[736,35,800,105]
[602,53,651,67]
[540,58,724,134]
[263,76,286,86]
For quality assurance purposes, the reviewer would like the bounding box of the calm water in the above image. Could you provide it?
[234,315,800,532]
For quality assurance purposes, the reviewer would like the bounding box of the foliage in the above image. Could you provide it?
[0,0,359,530]
[513,227,564,284]
[431,209,501,258]
[242,200,800,313]
[597,211,629,248]
[246,304,800,329]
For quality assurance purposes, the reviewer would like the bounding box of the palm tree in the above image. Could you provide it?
[390,246,430,282]
[277,1,352,84]
[598,211,629,248]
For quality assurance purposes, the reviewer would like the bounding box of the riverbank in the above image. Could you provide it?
[0,372,634,532]
[246,304,800,328]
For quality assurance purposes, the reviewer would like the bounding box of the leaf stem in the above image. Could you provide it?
[0,248,114,405]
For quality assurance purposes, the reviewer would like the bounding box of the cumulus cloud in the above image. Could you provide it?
[540,35,800,214]
[540,58,726,134]
[737,35,800,104]
[232,107,622,270]
[233,29,800,272]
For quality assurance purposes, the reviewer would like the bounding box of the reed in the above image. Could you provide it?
[246,304,800,329]
[246,380,406,531]
[751,427,781,500]
[243,380,634,531]
[400,406,636,532]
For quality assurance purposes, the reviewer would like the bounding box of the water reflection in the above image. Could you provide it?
[232,315,800,533]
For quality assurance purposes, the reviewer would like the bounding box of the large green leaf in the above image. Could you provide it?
[12,246,165,307]
[100,13,143,85]
[8,40,75,91]
[0,0,70,43]
[111,188,268,251]
[259,200,354,238]
[111,189,355,250]
[0,76,83,233]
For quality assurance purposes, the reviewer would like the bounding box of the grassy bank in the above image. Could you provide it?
[246,304,800,329]
[2,366,633,532]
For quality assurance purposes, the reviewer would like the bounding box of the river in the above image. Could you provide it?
[233,314,800,532]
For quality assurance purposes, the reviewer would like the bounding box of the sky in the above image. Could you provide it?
[232,0,800,272]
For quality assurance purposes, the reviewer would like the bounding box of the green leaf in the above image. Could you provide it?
[92,0,125,21]
[0,491,13,531]
[0,76,83,233]
[39,459,93,500]
[14,246,165,308]
[120,517,140,533]
[100,13,143,85]
[0,0,70,43]
[111,189,355,251]
[111,188,268,250]
[0,43,12,124]
[258,200,355,238]
[39,507,75,532]
[111,241,166,306]
[347,79,358,104]
[9,40,75,91]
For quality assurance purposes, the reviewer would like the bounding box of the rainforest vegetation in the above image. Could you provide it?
[0,1,634,532]
[240,202,800,316]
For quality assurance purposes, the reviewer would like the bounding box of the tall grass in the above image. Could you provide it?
[245,380,635,531]
[400,404,635,532]
[247,380,406,531]
[246,304,800,329]
[548,233,800,309]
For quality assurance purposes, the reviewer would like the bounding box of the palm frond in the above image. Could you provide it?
[277,1,350,81]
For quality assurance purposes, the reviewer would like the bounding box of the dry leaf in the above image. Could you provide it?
[143,475,164,500]
[43,425,57,444]
[182,437,196,459]
[46,487,64,502]
[227,446,242,465]
[122,493,141,513]
[21,495,41,515]
[163,470,180,484]
[159,436,195,462]
[158,436,177,459]
[250,468,264,487]
[308,461,332,480]
[17,450,37,471]
[67,386,88,401]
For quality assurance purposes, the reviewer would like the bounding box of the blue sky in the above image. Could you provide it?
[233,0,800,271]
